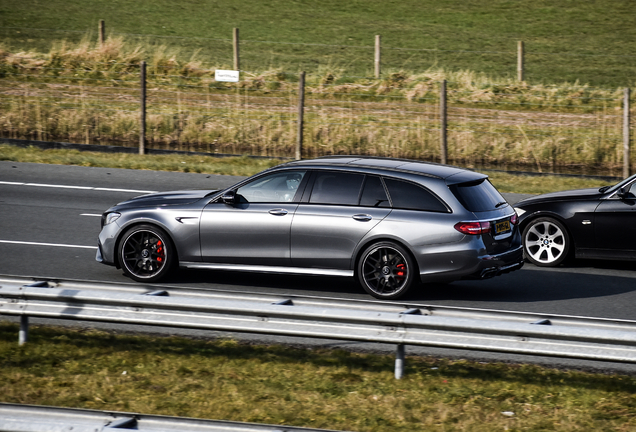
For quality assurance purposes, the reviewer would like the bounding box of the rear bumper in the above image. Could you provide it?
[467,244,524,280]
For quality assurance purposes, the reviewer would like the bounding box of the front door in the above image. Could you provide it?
[199,170,306,265]
[594,181,636,257]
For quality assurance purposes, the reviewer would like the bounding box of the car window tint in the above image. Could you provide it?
[309,172,364,205]
[384,178,448,212]
[236,170,306,203]
[360,176,390,207]
[450,178,506,212]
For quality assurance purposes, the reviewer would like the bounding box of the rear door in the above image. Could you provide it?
[291,172,391,269]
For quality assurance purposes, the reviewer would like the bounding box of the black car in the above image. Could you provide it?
[514,173,636,267]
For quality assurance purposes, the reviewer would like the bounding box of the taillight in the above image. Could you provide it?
[510,213,518,225]
[454,221,491,235]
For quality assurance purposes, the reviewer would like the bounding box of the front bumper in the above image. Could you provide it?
[96,221,120,267]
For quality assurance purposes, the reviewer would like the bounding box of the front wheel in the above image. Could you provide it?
[357,241,417,300]
[118,224,175,282]
[522,217,570,267]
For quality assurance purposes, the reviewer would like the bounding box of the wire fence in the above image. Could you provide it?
[0,55,632,175]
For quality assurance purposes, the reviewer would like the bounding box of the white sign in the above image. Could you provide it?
[215,70,240,82]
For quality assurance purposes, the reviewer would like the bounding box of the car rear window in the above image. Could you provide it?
[450,178,507,212]
[384,178,449,212]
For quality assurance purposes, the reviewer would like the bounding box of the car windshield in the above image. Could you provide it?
[449,178,508,212]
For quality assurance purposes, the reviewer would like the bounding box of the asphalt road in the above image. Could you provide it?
[2,161,636,372]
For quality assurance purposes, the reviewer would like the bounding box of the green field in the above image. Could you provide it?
[1,0,635,87]
[3,322,636,432]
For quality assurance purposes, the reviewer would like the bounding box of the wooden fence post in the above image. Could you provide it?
[440,80,448,164]
[296,71,306,161]
[233,28,240,71]
[139,61,146,155]
[517,41,524,82]
[375,35,381,79]
[99,20,105,45]
[624,88,631,178]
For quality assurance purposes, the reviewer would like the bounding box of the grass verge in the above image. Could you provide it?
[2,322,636,431]
[0,144,612,194]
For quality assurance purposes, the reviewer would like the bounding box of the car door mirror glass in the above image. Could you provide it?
[222,190,236,205]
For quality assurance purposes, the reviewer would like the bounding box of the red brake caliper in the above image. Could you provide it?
[396,263,406,279]
[156,240,164,263]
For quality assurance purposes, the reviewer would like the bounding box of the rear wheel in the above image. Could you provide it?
[118,224,174,282]
[357,241,416,300]
[522,217,570,267]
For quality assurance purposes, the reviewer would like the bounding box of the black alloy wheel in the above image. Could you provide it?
[522,217,571,267]
[357,241,416,299]
[119,224,174,282]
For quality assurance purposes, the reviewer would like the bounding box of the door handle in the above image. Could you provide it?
[269,209,289,216]
[352,214,372,222]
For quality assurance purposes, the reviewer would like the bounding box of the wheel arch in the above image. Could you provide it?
[519,211,572,240]
[113,220,180,269]
[519,212,576,263]
[352,236,420,276]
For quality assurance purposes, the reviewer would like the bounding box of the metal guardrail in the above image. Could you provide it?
[0,403,342,432]
[2,276,636,381]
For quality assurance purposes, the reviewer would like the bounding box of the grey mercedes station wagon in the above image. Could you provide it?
[97,156,523,299]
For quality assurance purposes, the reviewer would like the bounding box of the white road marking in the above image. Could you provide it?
[80,214,102,217]
[0,181,156,194]
[0,240,97,250]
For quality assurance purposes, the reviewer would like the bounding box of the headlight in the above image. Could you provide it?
[514,207,526,217]
[103,212,121,226]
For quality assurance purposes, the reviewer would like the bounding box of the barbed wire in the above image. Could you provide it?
[2,72,624,105]
[2,86,621,117]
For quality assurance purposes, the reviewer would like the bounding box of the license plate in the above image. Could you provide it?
[494,219,511,235]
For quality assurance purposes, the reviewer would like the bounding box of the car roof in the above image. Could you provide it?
[281,156,486,185]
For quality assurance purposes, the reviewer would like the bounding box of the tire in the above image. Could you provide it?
[118,224,175,282]
[357,241,417,300]
[522,217,570,267]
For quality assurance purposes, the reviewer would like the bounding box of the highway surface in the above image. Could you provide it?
[2,161,636,371]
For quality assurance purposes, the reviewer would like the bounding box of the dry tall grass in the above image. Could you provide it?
[0,37,630,171]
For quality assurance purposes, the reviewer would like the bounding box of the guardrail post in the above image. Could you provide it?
[395,344,405,379]
[19,316,28,345]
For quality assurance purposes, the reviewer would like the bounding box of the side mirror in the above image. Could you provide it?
[221,190,236,205]
[617,187,629,199]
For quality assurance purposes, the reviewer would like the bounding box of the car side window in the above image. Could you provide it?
[360,176,390,207]
[384,178,449,212]
[236,170,306,203]
[309,172,364,205]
